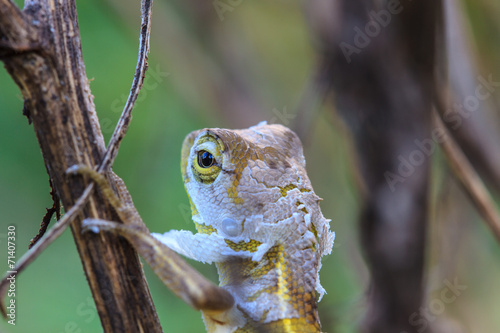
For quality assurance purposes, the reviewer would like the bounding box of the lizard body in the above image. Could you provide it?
[154,123,334,332]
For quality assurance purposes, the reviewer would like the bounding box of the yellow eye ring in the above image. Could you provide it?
[191,134,224,184]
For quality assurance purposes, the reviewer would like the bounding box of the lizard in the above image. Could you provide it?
[81,122,334,332]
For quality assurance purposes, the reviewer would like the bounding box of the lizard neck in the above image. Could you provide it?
[216,243,321,332]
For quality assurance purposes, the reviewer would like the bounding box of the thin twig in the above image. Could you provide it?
[434,112,500,242]
[99,0,153,172]
[0,185,93,318]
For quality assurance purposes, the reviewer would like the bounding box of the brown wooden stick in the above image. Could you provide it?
[0,0,162,331]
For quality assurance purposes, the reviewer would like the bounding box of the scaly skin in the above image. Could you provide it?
[154,123,334,332]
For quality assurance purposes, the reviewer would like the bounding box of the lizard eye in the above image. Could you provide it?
[190,133,223,184]
[197,150,214,168]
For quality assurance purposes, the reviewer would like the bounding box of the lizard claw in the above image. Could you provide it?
[65,164,91,176]
[81,218,115,234]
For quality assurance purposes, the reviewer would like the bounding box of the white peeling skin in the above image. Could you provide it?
[152,231,237,264]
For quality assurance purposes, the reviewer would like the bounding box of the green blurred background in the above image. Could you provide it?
[1,1,499,332]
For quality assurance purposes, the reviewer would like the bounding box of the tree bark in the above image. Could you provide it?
[0,1,162,331]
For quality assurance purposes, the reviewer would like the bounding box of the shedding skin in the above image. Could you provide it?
[155,123,334,332]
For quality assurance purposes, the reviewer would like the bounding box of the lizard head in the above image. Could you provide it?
[178,123,334,331]
[180,123,310,237]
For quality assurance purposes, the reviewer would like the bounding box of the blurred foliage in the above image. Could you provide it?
[0,0,499,332]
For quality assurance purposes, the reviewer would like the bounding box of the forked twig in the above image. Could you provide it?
[0,0,154,318]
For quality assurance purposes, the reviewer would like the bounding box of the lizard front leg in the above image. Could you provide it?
[82,219,234,313]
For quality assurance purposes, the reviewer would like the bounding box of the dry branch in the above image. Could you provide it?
[0,0,161,331]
